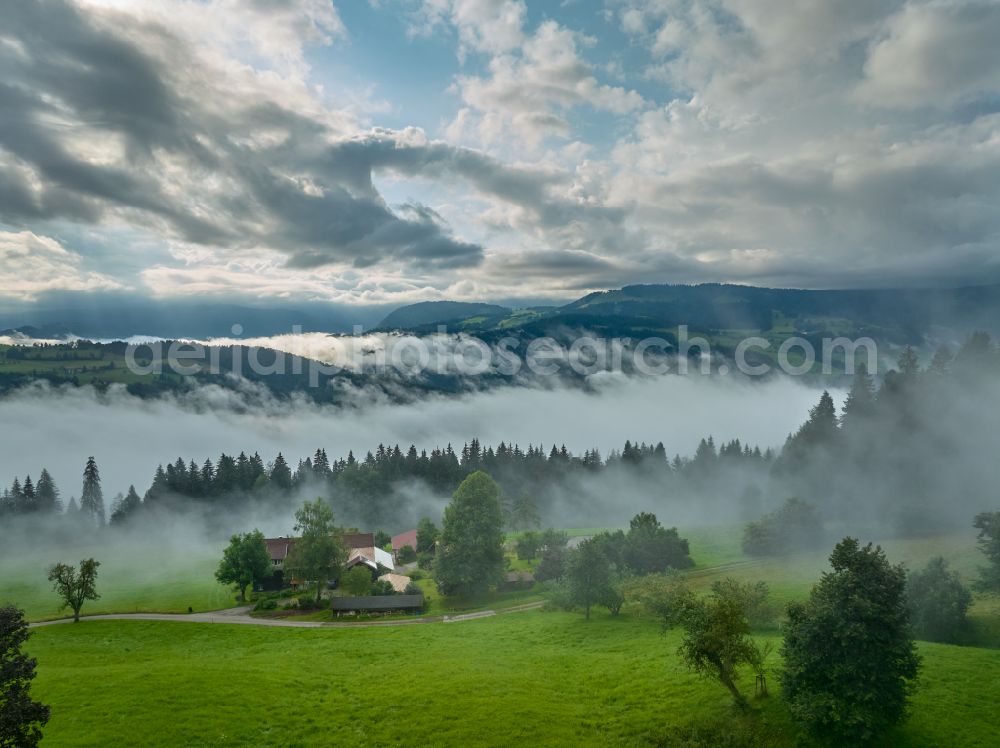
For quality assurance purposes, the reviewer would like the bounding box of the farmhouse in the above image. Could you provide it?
[391,529,418,554]
[344,532,395,577]
[261,537,298,590]
[260,532,394,590]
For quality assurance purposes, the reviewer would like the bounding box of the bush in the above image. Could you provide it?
[370,580,395,596]
[397,544,417,564]
[516,531,541,560]
[343,566,373,596]
[417,552,435,570]
[407,568,425,581]
[535,544,567,582]
[710,579,777,629]
[254,599,278,611]
[623,513,694,574]
[907,556,972,642]
[297,593,319,609]
[404,581,422,595]
[541,580,575,612]
[742,498,822,556]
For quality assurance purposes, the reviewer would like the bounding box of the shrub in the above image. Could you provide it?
[710,579,777,629]
[535,544,567,582]
[397,544,417,564]
[343,566,373,596]
[515,531,541,560]
[404,581,422,595]
[370,580,395,596]
[541,580,575,612]
[623,513,694,574]
[417,552,435,570]
[907,556,972,642]
[742,498,822,556]
[297,593,318,609]
[254,599,278,611]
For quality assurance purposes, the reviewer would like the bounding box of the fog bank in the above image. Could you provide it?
[0,374,835,500]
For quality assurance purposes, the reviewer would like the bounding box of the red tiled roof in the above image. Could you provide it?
[391,529,418,551]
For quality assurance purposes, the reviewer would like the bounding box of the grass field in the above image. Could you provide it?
[25,612,1000,747]
[0,537,232,621]
[8,524,1000,745]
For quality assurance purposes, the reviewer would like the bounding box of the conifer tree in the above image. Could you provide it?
[841,363,876,428]
[80,457,105,526]
[35,469,61,513]
[269,453,293,490]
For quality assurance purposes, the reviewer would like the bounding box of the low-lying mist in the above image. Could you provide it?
[0,373,832,505]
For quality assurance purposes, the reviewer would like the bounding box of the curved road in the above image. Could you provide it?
[30,601,545,630]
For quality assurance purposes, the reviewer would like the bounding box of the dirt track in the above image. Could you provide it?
[30,601,545,629]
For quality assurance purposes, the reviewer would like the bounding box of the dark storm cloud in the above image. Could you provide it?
[0,0,530,272]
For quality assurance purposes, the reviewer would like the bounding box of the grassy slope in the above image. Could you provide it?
[0,540,232,621]
[14,525,1000,745]
[27,613,1000,747]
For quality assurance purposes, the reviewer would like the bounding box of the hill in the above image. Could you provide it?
[378,301,512,330]
[394,283,1000,345]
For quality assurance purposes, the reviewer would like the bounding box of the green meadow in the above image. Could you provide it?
[25,613,1000,747]
[7,524,1000,745]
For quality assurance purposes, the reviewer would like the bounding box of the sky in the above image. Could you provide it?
[2,0,1000,311]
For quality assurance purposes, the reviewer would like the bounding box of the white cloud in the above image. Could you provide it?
[413,0,527,56]
[446,20,646,151]
[859,1,1000,107]
[0,230,124,301]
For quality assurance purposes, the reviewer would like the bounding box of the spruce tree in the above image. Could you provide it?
[20,475,37,513]
[110,486,142,526]
[35,469,61,513]
[80,456,105,526]
[841,364,875,428]
[269,453,293,490]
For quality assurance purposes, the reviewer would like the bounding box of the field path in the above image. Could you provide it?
[30,601,545,630]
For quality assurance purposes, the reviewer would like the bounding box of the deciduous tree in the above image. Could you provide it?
[781,538,920,744]
[0,605,49,747]
[907,556,972,642]
[566,537,612,621]
[47,558,100,623]
[285,498,346,604]
[973,511,1000,592]
[436,471,504,597]
[215,530,272,601]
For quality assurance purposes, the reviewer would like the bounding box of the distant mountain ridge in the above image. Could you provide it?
[377,301,511,330]
[380,282,1000,344]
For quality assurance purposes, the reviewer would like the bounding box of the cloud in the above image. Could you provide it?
[3,0,1000,305]
[606,0,1000,287]
[0,0,488,277]
[859,1,1000,107]
[413,0,527,56]
[0,230,123,301]
[446,20,647,150]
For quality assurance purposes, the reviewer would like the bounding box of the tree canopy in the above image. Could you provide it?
[0,605,50,747]
[781,538,920,744]
[435,471,505,597]
[47,558,101,623]
[284,499,346,604]
[215,530,272,602]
